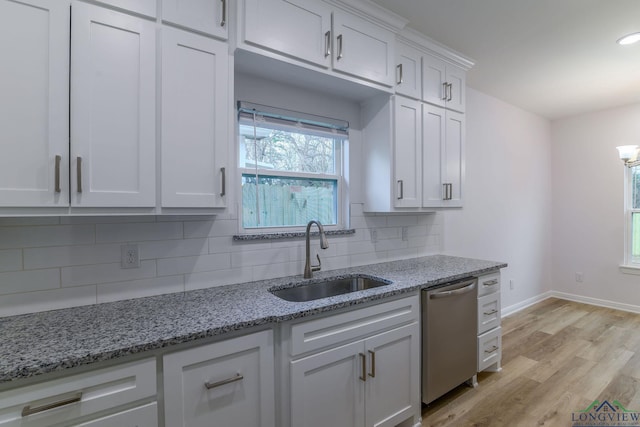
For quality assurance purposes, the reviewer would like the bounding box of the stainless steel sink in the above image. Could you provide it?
[270,276,391,302]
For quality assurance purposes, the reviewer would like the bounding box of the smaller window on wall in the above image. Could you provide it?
[237,102,348,231]
[626,165,640,265]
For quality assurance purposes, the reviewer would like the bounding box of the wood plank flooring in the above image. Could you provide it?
[421,298,640,426]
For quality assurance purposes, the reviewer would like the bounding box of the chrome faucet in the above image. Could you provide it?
[304,220,329,278]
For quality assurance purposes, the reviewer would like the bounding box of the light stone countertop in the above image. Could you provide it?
[0,255,506,385]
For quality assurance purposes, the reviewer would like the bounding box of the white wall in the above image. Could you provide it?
[551,103,640,309]
[443,88,553,311]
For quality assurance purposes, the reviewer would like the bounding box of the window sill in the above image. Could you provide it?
[619,264,640,275]
[233,229,355,241]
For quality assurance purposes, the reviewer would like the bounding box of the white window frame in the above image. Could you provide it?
[237,103,348,234]
[621,164,640,273]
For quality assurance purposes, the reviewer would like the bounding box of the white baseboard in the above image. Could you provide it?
[501,291,553,317]
[501,290,640,317]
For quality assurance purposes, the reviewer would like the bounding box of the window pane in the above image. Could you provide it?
[633,212,640,263]
[239,124,336,174]
[633,166,640,209]
[242,174,337,228]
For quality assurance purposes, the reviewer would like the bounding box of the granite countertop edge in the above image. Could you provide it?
[0,255,507,385]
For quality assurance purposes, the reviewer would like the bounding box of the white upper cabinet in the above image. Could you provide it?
[0,0,69,208]
[162,0,228,39]
[161,28,229,208]
[240,0,396,88]
[332,11,395,87]
[393,97,422,208]
[243,0,332,68]
[92,0,157,18]
[395,41,422,100]
[71,2,156,208]
[422,54,466,113]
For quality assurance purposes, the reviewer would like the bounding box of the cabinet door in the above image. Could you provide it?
[290,341,365,427]
[0,0,69,207]
[163,331,275,427]
[71,402,158,427]
[71,2,156,207]
[422,103,445,207]
[395,42,421,100]
[393,97,422,208]
[161,28,228,208]
[244,0,332,68]
[446,66,466,113]
[444,110,464,207]
[162,0,227,39]
[332,11,395,87]
[422,54,446,108]
[365,323,420,427]
[92,0,156,18]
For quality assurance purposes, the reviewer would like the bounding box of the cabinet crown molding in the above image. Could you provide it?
[398,27,475,71]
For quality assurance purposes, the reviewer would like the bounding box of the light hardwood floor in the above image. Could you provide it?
[421,297,640,426]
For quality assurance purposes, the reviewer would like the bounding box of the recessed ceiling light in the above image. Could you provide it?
[617,32,640,45]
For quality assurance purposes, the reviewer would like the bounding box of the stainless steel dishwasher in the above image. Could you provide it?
[422,277,478,404]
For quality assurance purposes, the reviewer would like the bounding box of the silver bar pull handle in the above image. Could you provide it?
[368,350,376,378]
[76,157,82,193]
[397,180,403,200]
[205,373,243,390]
[483,279,499,287]
[54,155,61,193]
[442,82,448,100]
[337,34,343,60]
[484,309,498,316]
[447,83,453,101]
[324,31,331,57]
[359,353,366,382]
[449,183,453,200]
[22,392,82,417]
[220,0,226,27]
[220,167,226,197]
[396,64,403,84]
[485,345,499,354]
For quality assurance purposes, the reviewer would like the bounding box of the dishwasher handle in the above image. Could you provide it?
[429,281,476,299]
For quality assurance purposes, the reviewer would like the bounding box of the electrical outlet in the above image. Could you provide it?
[121,244,140,269]
[509,279,514,290]
[402,227,408,241]
[370,229,378,243]
[575,272,584,283]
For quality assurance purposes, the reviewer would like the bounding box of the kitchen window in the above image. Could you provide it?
[237,102,347,230]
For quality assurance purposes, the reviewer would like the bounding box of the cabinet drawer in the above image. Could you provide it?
[478,327,501,372]
[288,294,419,357]
[72,402,157,427]
[0,358,156,427]
[478,292,501,335]
[163,330,275,427]
[477,272,500,297]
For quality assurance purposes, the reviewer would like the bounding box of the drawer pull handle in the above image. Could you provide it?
[484,345,499,354]
[54,155,62,193]
[368,350,376,378]
[337,34,343,60]
[359,353,367,382]
[483,279,498,286]
[76,156,82,193]
[220,167,226,197]
[484,309,498,316]
[396,63,403,84]
[324,31,331,57]
[22,392,82,417]
[205,373,243,390]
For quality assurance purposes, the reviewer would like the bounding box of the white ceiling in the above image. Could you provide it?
[371,0,640,120]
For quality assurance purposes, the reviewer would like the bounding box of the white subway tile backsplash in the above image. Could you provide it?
[0,286,96,317]
[24,244,120,269]
[0,269,61,295]
[96,222,183,243]
[97,275,184,303]
[61,261,157,287]
[0,210,442,316]
[0,225,94,249]
[0,249,22,272]
[157,253,231,276]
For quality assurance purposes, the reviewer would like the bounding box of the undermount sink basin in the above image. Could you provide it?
[270,276,391,302]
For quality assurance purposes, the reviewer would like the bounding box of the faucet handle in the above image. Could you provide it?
[311,254,322,272]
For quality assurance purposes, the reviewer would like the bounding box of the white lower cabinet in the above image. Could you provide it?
[284,295,421,427]
[0,358,157,427]
[477,272,502,372]
[163,330,275,427]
